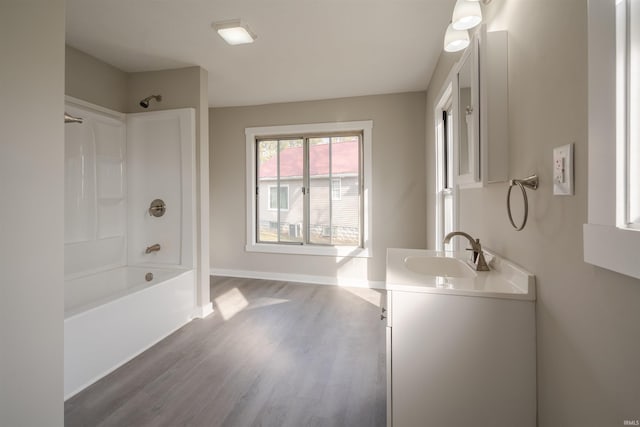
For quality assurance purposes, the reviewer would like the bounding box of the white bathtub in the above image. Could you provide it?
[64,266,195,399]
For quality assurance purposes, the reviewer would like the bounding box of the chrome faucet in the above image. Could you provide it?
[443,231,490,271]
[145,243,161,254]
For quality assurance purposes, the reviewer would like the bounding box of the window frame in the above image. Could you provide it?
[584,0,640,280]
[246,121,373,258]
[434,75,459,251]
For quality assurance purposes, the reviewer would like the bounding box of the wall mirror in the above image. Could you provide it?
[456,41,480,185]
[454,26,509,188]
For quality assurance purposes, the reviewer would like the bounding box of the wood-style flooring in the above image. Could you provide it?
[64,276,387,427]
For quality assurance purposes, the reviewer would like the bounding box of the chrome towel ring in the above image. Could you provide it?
[507,175,538,231]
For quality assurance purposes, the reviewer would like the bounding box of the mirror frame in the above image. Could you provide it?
[453,25,509,188]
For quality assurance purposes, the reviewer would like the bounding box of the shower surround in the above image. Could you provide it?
[63,97,196,399]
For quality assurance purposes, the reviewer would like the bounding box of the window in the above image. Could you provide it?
[435,80,457,250]
[246,121,373,257]
[331,178,342,201]
[268,185,289,211]
[625,0,640,228]
[584,0,640,279]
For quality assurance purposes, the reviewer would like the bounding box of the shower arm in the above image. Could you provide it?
[65,112,83,124]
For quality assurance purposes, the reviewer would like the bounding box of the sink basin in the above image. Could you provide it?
[404,256,476,278]
[387,248,536,301]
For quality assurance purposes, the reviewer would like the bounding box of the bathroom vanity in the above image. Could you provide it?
[385,248,536,427]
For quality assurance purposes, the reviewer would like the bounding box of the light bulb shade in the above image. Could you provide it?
[214,19,257,45]
[444,24,470,52]
[452,0,483,30]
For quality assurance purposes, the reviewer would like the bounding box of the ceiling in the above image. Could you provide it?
[66,0,456,107]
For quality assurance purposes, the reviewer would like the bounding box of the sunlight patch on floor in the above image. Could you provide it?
[247,297,289,311]
[215,288,290,320]
[215,287,249,320]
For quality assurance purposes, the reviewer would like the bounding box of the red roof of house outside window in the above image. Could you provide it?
[258,139,359,178]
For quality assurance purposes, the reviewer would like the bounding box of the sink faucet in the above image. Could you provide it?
[443,231,490,271]
[145,243,161,254]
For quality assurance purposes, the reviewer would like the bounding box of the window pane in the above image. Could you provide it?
[629,0,640,224]
[308,136,361,246]
[277,139,303,242]
[258,134,361,247]
[443,192,454,250]
[257,140,278,242]
[309,137,331,244]
[331,136,360,246]
[446,108,454,190]
[257,139,303,243]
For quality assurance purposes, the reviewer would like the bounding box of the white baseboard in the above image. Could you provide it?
[210,268,386,290]
[193,302,214,319]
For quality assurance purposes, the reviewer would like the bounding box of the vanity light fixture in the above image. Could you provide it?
[213,19,257,45]
[452,0,483,30]
[444,23,470,52]
[443,0,488,52]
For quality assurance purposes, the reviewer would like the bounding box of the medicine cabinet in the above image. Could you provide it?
[454,26,509,188]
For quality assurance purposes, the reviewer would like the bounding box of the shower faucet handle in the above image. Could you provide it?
[145,244,161,254]
[149,199,166,217]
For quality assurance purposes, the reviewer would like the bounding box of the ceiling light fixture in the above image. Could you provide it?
[213,19,256,45]
[443,0,488,52]
[452,0,483,30]
[443,23,470,52]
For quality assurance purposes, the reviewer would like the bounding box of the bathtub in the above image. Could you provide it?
[64,266,195,399]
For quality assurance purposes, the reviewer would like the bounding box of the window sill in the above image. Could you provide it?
[245,243,372,258]
[583,224,640,280]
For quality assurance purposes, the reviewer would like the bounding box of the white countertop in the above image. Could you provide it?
[386,248,536,301]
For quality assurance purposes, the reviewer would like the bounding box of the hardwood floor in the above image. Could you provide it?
[65,277,387,427]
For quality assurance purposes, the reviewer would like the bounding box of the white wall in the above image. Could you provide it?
[210,92,427,284]
[0,1,65,425]
[65,55,212,315]
[426,1,640,425]
[127,67,211,315]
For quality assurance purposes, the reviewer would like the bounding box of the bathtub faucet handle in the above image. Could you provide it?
[145,244,161,254]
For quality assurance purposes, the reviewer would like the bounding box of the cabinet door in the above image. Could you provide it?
[386,326,392,427]
[391,291,535,427]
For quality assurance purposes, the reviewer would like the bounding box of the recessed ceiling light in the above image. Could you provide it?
[213,19,257,45]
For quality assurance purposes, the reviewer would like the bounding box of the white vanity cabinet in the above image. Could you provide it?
[385,248,536,427]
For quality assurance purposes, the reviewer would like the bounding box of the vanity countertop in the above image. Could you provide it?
[386,248,536,301]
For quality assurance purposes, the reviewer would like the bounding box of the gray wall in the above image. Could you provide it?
[210,92,427,283]
[66,45,128,112]
[0,1,65,425]
[426,0,640,425]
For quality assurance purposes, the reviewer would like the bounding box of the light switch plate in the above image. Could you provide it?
[553,143,574,196]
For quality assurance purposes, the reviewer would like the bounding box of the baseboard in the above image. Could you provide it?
[210,268,386,290]
[193,302,214,319]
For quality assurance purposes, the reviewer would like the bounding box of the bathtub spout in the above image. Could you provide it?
[145,244,161,254]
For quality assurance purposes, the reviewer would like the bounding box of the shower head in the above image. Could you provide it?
[139,94,162,108]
